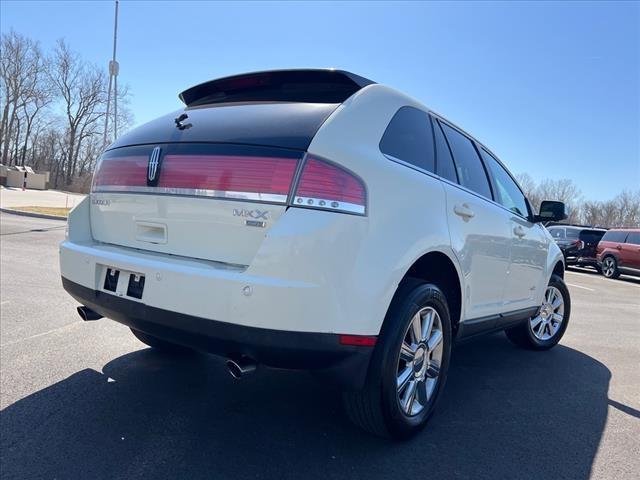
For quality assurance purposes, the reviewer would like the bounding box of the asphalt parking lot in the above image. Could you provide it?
[1,212,639,480]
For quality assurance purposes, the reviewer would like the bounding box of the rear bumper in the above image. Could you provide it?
[62,277,373,389]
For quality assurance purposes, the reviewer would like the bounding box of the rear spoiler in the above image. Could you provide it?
[179,69,376,107]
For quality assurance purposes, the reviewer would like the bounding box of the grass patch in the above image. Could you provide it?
[11,206,71,217]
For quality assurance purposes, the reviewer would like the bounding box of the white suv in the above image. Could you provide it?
[60,69,571,438]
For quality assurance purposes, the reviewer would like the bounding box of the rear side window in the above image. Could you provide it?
[380,106,435,173]
[440,123,492,199]
[565,229,580,240]
[602,230,628,243]
[433,119,458,182]
[548,227,565,239]
[480,149,529,218]
[625,232,640,245]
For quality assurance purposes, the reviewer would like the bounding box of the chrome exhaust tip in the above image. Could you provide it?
[77,306,103,321]
[226,356,257,379]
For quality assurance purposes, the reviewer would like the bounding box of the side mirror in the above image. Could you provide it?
[534,200,568,223]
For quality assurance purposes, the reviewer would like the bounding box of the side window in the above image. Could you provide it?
[432,118,458,183]
[565,229,579,240]
[602,231,628,243]
[548,228,565,239]
[379,106,435,173]
[440,123,492,199]
[625,232,640,245]
[480,149,529,218]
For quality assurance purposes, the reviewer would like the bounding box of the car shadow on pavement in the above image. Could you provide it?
[0,334,611,480]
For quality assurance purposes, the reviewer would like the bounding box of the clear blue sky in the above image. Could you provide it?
[2,1,638,200]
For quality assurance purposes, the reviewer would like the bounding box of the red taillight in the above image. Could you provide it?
[159,155,297,199]
[93,153,298,202]
[92,156,147,189]
[339,335,377,346]
[575,240,585,250]
[293,156,366,215]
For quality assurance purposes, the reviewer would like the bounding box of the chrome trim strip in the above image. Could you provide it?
[292,196,365,215]
[93,185,288,203]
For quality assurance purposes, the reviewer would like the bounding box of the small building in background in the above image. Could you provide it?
[3,165,49,190]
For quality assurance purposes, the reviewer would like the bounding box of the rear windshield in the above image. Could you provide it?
[579,230,606,243]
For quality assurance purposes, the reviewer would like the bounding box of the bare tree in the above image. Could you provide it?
[49,39,107,185]
[517,173,640,227]
[0,31,48,165]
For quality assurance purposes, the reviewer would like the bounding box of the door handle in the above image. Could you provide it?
[513,225,526,238]
[616,245,622,250]
[453,203,475,219]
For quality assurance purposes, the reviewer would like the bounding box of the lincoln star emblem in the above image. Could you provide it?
[147,146,162,186]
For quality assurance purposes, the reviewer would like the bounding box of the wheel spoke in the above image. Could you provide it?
[397,366,413,392]
[536,321,546,337]
[410,313,422,344]
[552,296,563,310]
[400,342,415,363]
[427,329,443,352]
[402,380,418,414]
[416,379,428,405]
[552,313,563,323]
[421,310,434,342]
[530,315,543,329]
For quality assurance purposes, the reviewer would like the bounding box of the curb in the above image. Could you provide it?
[0,207,67,221]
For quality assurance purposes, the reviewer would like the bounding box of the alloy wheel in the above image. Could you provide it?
[602,257,616,277]
[530,286,564,341]
[396,307,444,416]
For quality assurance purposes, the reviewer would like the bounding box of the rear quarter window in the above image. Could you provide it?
[625,232,640,245]
[380,106,435,173]
[565,229,580,240]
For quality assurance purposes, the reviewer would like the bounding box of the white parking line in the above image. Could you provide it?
[566,283,595,291]
[0,322,80,348]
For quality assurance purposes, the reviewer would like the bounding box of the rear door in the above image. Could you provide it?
[436,119,511,321]
[479,148,547,311]
[620,232,640,269]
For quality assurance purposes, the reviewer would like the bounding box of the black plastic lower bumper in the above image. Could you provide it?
[62,277,374,390]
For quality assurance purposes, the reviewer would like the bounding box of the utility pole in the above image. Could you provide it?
[103,0,120,148]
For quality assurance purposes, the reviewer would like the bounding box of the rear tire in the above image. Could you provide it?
[601,256,620,279]
[130,328,192,353]
[505,274,571,350]
[343,280,452,439]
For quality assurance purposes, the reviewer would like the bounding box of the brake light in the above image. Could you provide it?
[92,152,298,203]
[292,156,366,215]
[159,155,297,201]
[92,156,147,190]
[575,240,585,249]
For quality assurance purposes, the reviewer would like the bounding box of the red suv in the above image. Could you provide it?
[596,229,640,278]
